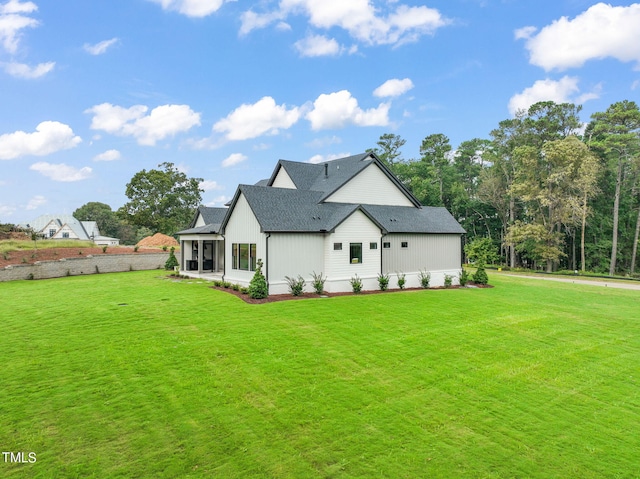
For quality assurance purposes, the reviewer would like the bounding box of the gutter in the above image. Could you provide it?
[221,234,225,282]
[265,233,271,288]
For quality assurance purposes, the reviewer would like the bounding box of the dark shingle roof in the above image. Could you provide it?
[176,206,228,235]
[237,184,464,234]
[185,152,465,236]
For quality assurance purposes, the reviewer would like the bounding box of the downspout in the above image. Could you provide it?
[265,233,271,289]
[221,234,225,282]
[380,233,386,275]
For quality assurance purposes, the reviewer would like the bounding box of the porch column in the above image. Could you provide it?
[180,240,185,271]
[198,239,203,273]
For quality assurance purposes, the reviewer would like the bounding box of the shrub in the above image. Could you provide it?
[164,247,179,270]
[444,274,453,288]
[240,287,249,294]
[232,283,240,291]
[285,275,306,296]
[222,281,231,289]
[377,273,390,291]
[248,259,268,299]
[27,273,34,280]
[162,245,168,252]
[350,274,363,294]
[419,270,431,288]
[473,264,489,285]
[397,272,406,290]
[311,271,326,295]
[102,245,108,253]
[134,245,139,252]
[459,267,470,287]
[213,279,222,287]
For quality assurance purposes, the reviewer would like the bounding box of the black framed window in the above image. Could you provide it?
[401,241,408,248]
[383,242,391,249]
[333,243,342,251]
[350,243,362,264]
[232,243,256,271]
[370,242,378,250]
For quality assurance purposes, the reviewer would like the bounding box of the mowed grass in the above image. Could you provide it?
[0,272,638,478]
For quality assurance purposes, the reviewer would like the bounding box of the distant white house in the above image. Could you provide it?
[177,152,465,294]
[19,215,120,246]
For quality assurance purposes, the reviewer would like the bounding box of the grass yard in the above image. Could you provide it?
[0,272,638,478]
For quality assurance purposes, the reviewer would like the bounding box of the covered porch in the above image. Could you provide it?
[179,234,225,277]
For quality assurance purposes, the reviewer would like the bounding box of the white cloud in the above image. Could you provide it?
[520,3,640,71]
[86,103,201,146]
[514,26,536,40]
[373,78,414,97]
[632,80,640,91]
[241,1,449,47]
[2,61,54,78]
[30,162,93,182]
[205,195,231,207]
[0,121,82,160]
[0,203,16,216]
[221,153,248,167]
[213,96,300,141]
[0,0,38,53]
[508,76,600,116]
[25,194,46,210]
[93,149,121,162]
[307,152,351,164]
[306,90,390,130]
[84,37,119,55]
[294,34,341,57]
[147,0,227,17]
[199,179,223,191]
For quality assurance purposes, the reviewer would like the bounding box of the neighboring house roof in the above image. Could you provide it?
[181,152,465,236]
[19,215,100,240]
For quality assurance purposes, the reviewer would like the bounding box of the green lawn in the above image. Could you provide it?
[0,272,638,478]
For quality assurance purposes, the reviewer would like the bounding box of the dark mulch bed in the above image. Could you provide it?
[208,283,492,304]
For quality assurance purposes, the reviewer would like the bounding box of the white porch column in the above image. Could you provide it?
[197,239,203,273]
[180,240,185,271]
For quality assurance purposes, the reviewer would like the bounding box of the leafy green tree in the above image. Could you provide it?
[586,100,640,275]
[120,162,203,235]
[165,247,179,270]
[73,202,120,238]
[464,236,500,265]
[370,133,406,167]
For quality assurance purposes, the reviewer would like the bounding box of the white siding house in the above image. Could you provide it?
[177,152,465,293]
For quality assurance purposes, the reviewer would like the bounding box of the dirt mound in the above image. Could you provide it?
[136,233,179,248]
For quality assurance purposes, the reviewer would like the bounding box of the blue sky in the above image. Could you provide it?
[1,0,639,224]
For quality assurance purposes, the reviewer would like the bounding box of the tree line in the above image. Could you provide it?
[371,100,640,276]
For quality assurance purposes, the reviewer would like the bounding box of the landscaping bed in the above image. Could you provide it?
[0,246,166,268]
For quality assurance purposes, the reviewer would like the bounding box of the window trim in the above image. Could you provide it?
[401,241,409,248]
[383,242,391,249]
[333,242,343,251]
[350,242,363,264]
[232,242,256,271]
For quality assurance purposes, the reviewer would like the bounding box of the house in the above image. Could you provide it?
[177,152,465,294]
[19,215,120,246]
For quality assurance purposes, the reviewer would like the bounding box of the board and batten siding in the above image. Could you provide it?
[324,163,414,207]
[267,233,325,294]
[382,234,462,288]
[271,167,297,189]
[224,193,266,285]
[194,213,206,227]
[324,209,382,292]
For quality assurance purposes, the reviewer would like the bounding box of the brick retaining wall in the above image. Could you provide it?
[0,253,170,282]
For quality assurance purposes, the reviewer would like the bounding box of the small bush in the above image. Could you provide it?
[102,246,108,253]
[419,270,431,288]
[222,281,231,289]
[311,271,326,295]
[444,274,453,288]
[285,275,306,296]
[377,273,390,291]
[459,268,470,287]
[164,247,179,270]
[473,264,489,285]
[397,272,406,290]
[350,274,363,294]
[248,259,268,299]
[213,279,222,287]
[162,245,168,252]
[240,287,249,294]
[232,283,240,291]
[27,273,34,280]
[134,245,139,252]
